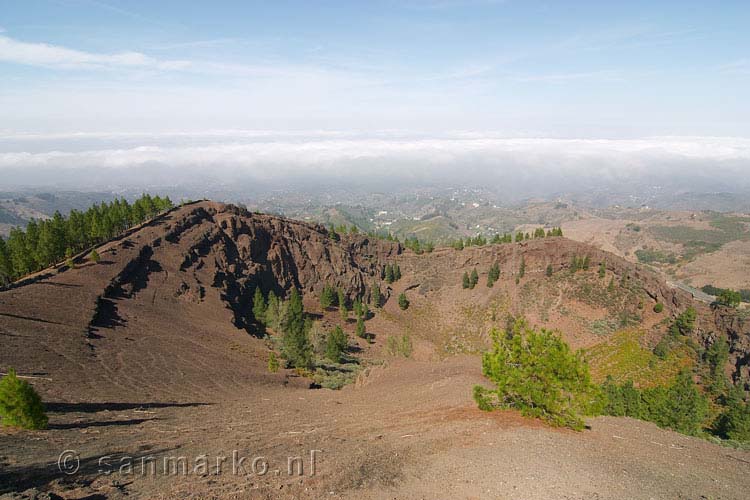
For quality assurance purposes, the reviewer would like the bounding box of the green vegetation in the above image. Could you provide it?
[281,289,313,370]
[518,257,525,279]
[470,268,479,287]
[371,283,381,308]
[319,283,338,310]
[570,255,590,272]
[384,263,402,283]
[89,249,100,263]
[403,236,435,254]
[398,292,410,310]
[356,316,366,338]
[0,368,48,430]
[267,352,280,373]
[602,370,708,436]
[474,319,603,430]
[545,263,553,277]
[487,262,500,287]
[653,302,664,313]
[701,285,750,303]
[716,289,742,308]
[648,215,750,261]
[252,287,267,324]
[387,334,413,357]
[1,194,173,281]
[635,248,677,265]
[462,271,470,289]
[715,386,750,441]
[325,326,348,362]
[598,261,606,278]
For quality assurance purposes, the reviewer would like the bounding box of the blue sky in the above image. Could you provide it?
[1,0,748,137]
[0,1,749,192]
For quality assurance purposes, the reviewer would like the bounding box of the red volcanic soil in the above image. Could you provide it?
[1,202,749,499]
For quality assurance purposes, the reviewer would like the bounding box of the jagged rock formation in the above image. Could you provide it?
[1,201,748,402]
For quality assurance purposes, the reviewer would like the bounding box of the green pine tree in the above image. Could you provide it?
[0,368,48,430]
[252,287,267,325]
[326,326,348,362]
[356,316,366,339]
[281,289,312,369]
[371,283,381,308]
[470,268,479,288]
[385,264,394,283]
[398,292,409,310]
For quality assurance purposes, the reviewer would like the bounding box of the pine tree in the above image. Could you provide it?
[266,291,280,330]
[385,264,394,283]
[0,238,12,284]
[0,368,48,430]
[353,297,363,318]
[598,261,606,278]
[89,249,100,263]
[337,288,346,311]
[470,268,479,288]
[473,320,603,430]
[252,287,267,325]
[326,325,348,362]
[320,283,335,310]
[398,292,409,310]
[518,257,526,278]
[394,264,402,281]
[462,271,470,289]
[356,316,366,339]
[281,289,312,369]
[487,263,500,287]
[545,264,553,277]
[371,283,381,308]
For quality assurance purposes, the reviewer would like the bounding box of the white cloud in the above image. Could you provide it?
[0,133,747,189]
[0,35,190,70]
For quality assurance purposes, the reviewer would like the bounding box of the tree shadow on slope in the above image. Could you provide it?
[0,447,179,495]
[45,401,212,413]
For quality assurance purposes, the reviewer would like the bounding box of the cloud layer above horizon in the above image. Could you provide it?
[1,131,748,196]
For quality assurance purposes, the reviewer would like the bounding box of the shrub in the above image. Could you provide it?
[653,303,664,313]
[89,249,100,263]
[398,293,409,310]
[0,369,48,430]
[601,371,709,436]
[715,387,750,441]
[387,334,412,357]
[267,352,280,373]
[716,289,742,308]
[473,319,604,430]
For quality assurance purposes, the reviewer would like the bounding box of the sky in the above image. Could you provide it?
[0,0,749,192]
